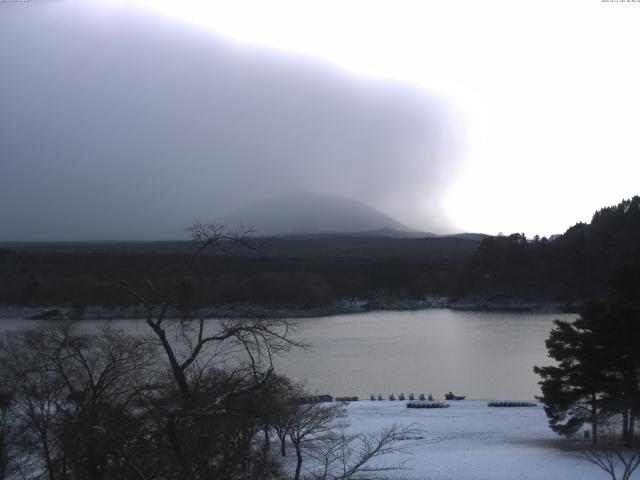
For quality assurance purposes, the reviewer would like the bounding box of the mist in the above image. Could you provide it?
[0,1,462,241]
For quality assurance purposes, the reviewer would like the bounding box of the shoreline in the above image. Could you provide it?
[0,298,580,321]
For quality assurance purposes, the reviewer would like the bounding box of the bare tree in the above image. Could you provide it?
[111,222,306,479]
[0,323,160,480]
[113,223,300,406]
[247,374,294,452]
[1,326,69,480]
[287,402,347,480]
[582,422,640,480]
[271,399,296,458]
[49,324,160,480]
[583,447,640,480]
[0,369,21,480]
[306,424,419,480]
[282,397,419,480]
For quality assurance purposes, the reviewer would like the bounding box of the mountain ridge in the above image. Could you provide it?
[218,190,418,236]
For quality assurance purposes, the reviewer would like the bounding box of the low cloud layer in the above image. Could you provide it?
[0,1,462,240]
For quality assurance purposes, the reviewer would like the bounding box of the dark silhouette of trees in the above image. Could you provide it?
[453,196,640,305]
[534,304,611,444]
[0,223,445,479]
[3,196,640,313]
[0,252,462,314]
[0,369,20,480]
[0,323,160,480]
[286,402,346,480]
[108,222,306,480]
[536,298,640,447]
[269,394,415,480]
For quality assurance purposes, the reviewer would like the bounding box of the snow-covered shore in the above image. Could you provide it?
[327,400,601,480]
[0,297,577,321]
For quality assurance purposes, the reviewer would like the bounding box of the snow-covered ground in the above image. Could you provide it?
[322,400,604,480]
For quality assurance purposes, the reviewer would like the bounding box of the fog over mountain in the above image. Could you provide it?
[219,191,415,236]
[0,1,462,241]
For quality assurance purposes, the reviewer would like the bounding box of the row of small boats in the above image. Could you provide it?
[368,391,467,401]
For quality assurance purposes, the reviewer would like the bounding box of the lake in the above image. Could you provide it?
[0,309,575,400]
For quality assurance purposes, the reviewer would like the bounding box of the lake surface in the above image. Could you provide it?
[0,309,575,400]
[278,310,574,400]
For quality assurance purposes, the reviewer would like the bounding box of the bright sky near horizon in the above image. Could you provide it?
[130,0,640,236]
[1,0,639,239]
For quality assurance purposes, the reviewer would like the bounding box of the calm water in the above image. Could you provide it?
[278,310,575,400]
[0,309,575,400]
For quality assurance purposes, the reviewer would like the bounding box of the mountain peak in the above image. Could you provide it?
[219,191,414,236]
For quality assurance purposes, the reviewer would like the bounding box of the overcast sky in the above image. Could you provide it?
[1,0,639,240]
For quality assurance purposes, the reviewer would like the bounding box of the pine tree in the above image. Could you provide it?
[534,305,611,445]
[536,300,640,446]
[593,302,640,446]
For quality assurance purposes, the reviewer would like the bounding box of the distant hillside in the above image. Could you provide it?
[0,231,481,315]
[219,191,417,236]
[0,235,480,258]
[246,234,480,258]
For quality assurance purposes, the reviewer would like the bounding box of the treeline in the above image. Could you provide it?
[2,196,639,313]
[452,196,640,304]
[0,251,461,312]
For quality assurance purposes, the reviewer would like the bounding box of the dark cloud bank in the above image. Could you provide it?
[0,1,463,241]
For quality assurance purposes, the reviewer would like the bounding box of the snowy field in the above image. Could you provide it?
[309,400,606,480]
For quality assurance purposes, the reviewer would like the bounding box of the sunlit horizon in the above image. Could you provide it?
[129,0,640,237]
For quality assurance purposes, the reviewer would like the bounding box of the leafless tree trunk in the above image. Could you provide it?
[583,447,640,480]
[591,392,599,446]
[287,402,346,480]
[111,222,306,479]
[582,422,640,480]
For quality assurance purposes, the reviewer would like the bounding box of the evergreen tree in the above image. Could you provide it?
[536,301,640,446]
[534,305,611,445]
[594,302,640,446]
